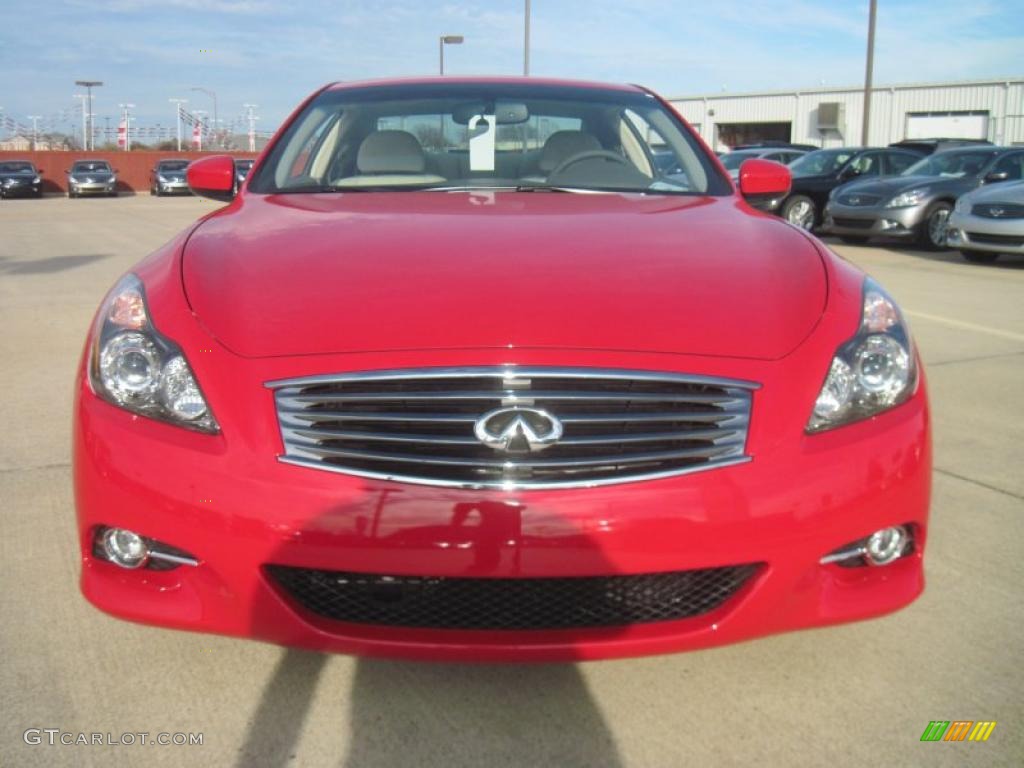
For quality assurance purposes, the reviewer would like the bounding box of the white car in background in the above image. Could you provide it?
[947,179,1024,263]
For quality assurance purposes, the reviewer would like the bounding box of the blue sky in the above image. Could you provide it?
[1,0,1022,136]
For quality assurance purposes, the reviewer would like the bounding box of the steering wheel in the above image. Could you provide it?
[549,150,632,179]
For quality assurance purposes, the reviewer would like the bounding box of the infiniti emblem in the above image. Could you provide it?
[474,407,563,453]
[989,206,1005,217]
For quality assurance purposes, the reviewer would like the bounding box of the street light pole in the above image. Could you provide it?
[27,115,40,150]
[75,80,102,150]
[73,94,88,150]
[191,87,218,149]
[439,34,463,75]
[169,98,187,151]
[244,103,259,152]
[524,0,530,76]
[861,0,877,146]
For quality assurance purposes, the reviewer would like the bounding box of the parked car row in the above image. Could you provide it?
[721,138,1022,262]
[0,157,257,199]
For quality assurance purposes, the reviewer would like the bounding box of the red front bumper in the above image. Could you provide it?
[73,341,931,662]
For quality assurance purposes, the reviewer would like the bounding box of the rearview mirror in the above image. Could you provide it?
[187,155,236,202]
[738,159,791,208]
[983,171,1009,184]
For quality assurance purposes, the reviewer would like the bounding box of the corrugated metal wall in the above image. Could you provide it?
[669,79,1024,150]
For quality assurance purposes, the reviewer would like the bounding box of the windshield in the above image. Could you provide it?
[72,161,111,172]
[158,161,189,171]
[901,150,997,178]
[788,149,855,177]
[0,162,35,173]
[249,82,728,196]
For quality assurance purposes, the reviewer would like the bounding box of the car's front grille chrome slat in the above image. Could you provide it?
[269,367,757,489]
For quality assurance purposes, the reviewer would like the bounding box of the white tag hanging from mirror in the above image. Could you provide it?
[468,114,496,172]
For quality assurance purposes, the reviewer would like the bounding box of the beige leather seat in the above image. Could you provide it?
[335,130,445,187]
[522,130,602,182]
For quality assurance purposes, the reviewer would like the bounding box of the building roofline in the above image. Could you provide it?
[667,76,1024,102]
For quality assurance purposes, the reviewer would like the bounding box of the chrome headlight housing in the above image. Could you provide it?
[807,278,917,432]
[158,174,168,183]
[88,274,218,433]
[885,188,928,208]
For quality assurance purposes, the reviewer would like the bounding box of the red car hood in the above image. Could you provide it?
[182,192,826,360]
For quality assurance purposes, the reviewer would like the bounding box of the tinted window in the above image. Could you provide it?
[886,152,920,175]
[158,161,189,171]
[989,152,1024,181]
[901,151,997,178]
[788,149,856,177]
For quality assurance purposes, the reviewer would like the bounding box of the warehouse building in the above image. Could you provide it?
[668,77,1024,151]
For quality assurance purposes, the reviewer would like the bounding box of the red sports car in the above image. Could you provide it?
[74,78,930,662]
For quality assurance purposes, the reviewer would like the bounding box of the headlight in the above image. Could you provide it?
[88,274,218,433]
[2,178,13,186]
[886,188,928,208]
[807,278,917,432]
[68,176,79,184]
[32,176,41,184]
[158,175,168,182]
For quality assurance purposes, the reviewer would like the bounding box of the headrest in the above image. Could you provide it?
[539,131,602,172]
[357,130,427,174]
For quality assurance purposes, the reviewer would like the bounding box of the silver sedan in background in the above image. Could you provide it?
[947,180,1024,263]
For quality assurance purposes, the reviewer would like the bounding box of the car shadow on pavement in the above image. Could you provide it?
[0,253,111,275]
[234,649,328,768]
[339,659,624,768]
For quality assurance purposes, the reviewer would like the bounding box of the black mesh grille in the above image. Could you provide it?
[831,217,875,230]
[267,564,760,630]
[966,231,1024,246]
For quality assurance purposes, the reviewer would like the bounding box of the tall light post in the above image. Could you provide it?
[75,80,102,150]
[861,0,877,146]
[72,94,88,149]
[169,98,187,151]
[524,0,531,76]
[119,103,135,151]
[27,115,40,150]
[439,34,463,75]
[191,87,218,149]
[244,103,259,152]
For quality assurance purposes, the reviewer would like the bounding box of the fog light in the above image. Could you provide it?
[865,525,909,566]
[101,527,149,569]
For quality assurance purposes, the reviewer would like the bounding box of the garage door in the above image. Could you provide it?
[906,111,989,140]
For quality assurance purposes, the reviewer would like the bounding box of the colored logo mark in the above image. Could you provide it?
[920,721,996,742]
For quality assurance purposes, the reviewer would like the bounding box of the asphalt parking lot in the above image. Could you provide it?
[1,195,1021,767]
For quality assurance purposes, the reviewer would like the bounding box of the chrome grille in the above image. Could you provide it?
[972,203,1024,219]
[269,367,756,489]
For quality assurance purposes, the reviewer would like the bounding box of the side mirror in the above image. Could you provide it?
[983,171,1009,184]
[839,165,860,180]
[64,169,70,174]
[738,159,791,209]
[187,155,237,202]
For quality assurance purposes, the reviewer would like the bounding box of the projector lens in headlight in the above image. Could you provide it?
[99,332,162,403]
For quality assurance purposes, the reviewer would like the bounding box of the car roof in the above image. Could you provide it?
[157,158,189,163]
[324,76,643,94]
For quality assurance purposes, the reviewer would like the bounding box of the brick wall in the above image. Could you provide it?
[0,150,258,194]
